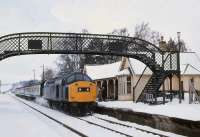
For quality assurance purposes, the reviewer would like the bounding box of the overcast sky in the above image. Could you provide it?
[0,0,199,87]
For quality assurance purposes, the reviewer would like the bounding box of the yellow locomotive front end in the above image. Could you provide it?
[68,81,97,102]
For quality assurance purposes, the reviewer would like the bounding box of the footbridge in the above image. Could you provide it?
[0,32,180,103]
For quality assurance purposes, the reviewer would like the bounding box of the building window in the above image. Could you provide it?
[127,76,131,94]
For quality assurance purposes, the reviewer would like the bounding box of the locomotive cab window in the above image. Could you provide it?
[75,74,84,81]
[67,75,75,83]
[66,73,92,84]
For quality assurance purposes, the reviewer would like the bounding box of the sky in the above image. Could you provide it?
[0,0,199,88]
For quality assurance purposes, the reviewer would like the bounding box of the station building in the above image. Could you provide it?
[84,52,200,102]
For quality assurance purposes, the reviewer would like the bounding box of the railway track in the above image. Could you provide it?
[14,97,88,137]
[14,96,176,137]
[92,115,169,137]
[78,115,170,137]
[14,96,135,137]
[75,117,133,137]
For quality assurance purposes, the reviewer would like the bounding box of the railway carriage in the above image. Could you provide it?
[14,80,41,100]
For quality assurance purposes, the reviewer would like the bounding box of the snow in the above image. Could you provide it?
[82,115,158,137]
[93,114,184,137]
[128,58,152,75]
[116,68,130,76]
[85,61,121,80]
[11,94,182,137]
[180,52,200,74]
[34,96,49,107]
[0,94,79,137]
[0,93,186,137]
[98,93,200,121]
[16,96,160,137]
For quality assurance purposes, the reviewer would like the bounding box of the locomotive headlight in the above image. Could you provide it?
[78,87,90,92]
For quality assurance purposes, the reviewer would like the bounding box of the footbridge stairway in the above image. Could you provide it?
[136,69,178,103]
[134,52,179,103]
[0,32,180,103]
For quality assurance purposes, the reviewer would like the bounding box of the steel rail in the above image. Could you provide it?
[93,115,169,137]
[13,96,88,137]
[14,96,134,137]
[76,117,133,137]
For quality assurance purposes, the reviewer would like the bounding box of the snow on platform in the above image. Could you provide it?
[0,94,79,137]
[98,94,200,121]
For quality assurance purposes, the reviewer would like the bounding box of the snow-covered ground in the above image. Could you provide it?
[21,95,185,137]
[0,93,185,137]
[98,94,200,121]
[16,95,157,137]
[92,114,184,137]
[0,94,79,137]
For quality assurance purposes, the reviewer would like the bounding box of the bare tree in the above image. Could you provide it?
[134,22,160,45]
[56,29,90,74]
[110,28,130,36]
[41,68,54,80]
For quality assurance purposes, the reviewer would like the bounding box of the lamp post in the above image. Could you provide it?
[177,32,181,103]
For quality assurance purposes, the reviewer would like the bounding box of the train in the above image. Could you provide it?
[13,72,97,115]
[14,80,41,100]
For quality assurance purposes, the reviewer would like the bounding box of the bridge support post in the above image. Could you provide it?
[177,32,182,103]
[113,79,116,100]
[106,80,109,100]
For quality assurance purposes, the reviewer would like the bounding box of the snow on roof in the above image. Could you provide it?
[117,68,130,76]
[128,58,152,75]
[85,61,121,80]
[85,52,200,80]
[180,52,200,74]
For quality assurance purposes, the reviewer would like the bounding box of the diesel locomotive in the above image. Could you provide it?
[13,72,97,115]
[43,72,97,115]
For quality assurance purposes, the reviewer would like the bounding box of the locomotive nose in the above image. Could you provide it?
[68,81,97,102]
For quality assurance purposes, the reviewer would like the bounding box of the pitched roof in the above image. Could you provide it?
[85,61,121,80]
[180,52,200,74]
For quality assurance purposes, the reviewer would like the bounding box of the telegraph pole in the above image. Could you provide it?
[42,64,45,81]
[33,69,36,80]
[40,64,45,96]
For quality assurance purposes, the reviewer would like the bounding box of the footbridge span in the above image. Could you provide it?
[0,32,180,103]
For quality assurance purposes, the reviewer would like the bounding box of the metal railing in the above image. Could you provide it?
[189,80,200,104]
